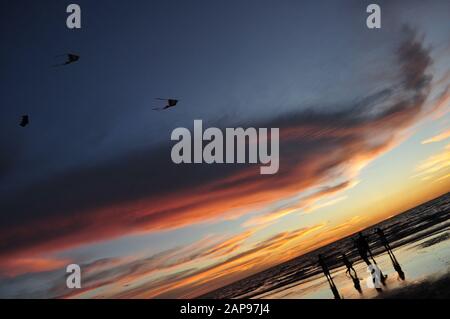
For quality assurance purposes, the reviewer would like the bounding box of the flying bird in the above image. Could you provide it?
[20,115,29,127]
[53,53,80,67]
[153,98,179,110]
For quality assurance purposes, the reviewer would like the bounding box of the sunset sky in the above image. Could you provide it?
[0,0,449,298]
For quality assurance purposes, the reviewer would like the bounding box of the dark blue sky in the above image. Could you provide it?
[1,0,391,191]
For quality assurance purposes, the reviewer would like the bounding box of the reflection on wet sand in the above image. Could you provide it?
[318,254,341,299]
[342,253,362,294]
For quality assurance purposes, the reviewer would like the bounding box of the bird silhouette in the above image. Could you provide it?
[20,115,29,127]
[153,98,179,110]
[53,53,80,67]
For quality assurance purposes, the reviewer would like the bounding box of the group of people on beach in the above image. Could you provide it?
[318,227,405,299]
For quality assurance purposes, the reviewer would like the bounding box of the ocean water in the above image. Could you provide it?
[203,193,450,299]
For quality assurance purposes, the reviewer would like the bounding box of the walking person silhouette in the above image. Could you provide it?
[375,228,405,280]
[342,253,362,293]
[318,254,341,299]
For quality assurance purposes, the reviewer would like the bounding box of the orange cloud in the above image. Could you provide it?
[0,257,70,278]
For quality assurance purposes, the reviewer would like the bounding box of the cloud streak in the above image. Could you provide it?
[422,129,450,144]
[414,143,450,181]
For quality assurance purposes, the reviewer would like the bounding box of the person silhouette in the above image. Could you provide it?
[342,253,356,275]
[375,228,389,249]
[342,253,362,293]
[354,233,371,266]
[375,228,405,280]
[318,254,341,299]
[354,232,387,286]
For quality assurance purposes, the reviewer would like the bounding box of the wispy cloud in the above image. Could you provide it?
[303,196,348,214]
[434,173,450,183]
[414,143,450,180]
[422,129,450,144]
[243,180,356,227]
